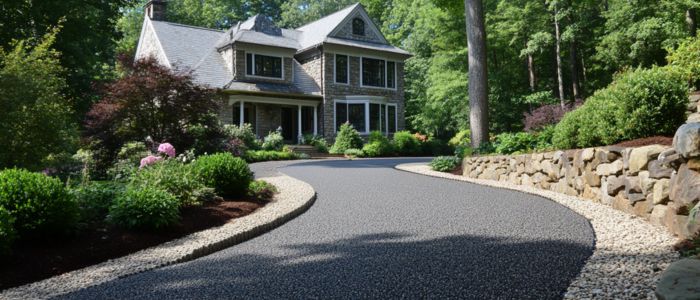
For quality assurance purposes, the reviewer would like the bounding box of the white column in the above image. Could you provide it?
[364,103,370,134]
[313,105,318,136]
[297,105,302,144]
[239,101,245,127]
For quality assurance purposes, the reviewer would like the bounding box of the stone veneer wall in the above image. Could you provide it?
[461,126,700,239]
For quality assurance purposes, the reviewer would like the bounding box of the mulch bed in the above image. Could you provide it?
[0,199,264,291]
[612,136,673,148]
[450,165,463,176]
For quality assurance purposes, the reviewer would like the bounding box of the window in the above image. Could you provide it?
[352,18,365,35]
[335,54,348,84]
[245,53,283,78]
[362,58,385,87]
[335,101,398,134]
[387,61,396,89]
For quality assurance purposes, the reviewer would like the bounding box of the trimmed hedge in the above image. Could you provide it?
[194,153,253,197]
[243,150,298,163]
[108,186,180,230]
[0,169,79,238]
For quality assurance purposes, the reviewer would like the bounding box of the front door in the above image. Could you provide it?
[280,107,296,143]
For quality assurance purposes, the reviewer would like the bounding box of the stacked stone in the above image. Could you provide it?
[686,92,700,123]
[461,123,700,239]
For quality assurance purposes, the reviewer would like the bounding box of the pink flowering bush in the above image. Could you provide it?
[157,143,176,158]
[139,155,162,169]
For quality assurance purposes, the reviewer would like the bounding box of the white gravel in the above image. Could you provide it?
[0,174,316,300]
[396,163,679,300]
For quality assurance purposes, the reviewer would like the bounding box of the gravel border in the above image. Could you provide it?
[396,163,679,299]
[0,174,316,300]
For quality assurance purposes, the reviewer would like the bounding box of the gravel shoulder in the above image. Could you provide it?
[0,163,316,300]
[396,162,679,299]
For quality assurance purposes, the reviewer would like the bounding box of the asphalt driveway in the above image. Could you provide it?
[60,158,595,299]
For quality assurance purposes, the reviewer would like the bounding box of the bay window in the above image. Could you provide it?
[335,100,398,134]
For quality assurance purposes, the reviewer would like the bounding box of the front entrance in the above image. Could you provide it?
[280,107,297,143]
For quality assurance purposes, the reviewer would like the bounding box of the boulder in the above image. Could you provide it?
[582,185,601,200]
[606,176,626,196]
[653,179,671,205]
[673,122,700,158]
[595,148,616,164]
[553,151,565,164]
[613,194,634,214]
[632,198,652,218]
[648,160,674,179]
[656,258,700,300]
[650,205,669,227]
[552,179,577,196]
[596,160,624,176]
[581,148,595,161]
[626,192,646,203]
[628,145,667,175]
[583,165,601,187]
[687,113,700,124]
[669,164,700,208]
[638,171,655,194]
[688,158,700,172]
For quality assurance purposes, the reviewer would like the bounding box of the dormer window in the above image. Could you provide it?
[352,18,365,36]
[246,52,283,79]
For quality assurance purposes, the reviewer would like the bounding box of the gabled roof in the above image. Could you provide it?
[295,3,361,50]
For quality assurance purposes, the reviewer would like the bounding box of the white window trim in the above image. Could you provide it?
[360,56,397,90]
[245,52,285,80]
[334,99,398,135]
[333,53,350,85]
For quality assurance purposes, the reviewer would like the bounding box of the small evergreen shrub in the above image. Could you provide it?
[0,207,16,255]
[344,148,364,159]
[261,131,284,151]
[0,169,79,238]
[493,132,537,154]
[303,134,328,153]
[194,153,253,197]
[362,131,393,157]
[430,156,461,172]
[243,150,299,163]
[448,130,470,147]
[108,186,179,230]
[330,123,363,154]
[247,180,278,202]
[131,159,205,206]
[392,131,421,155]
[71,181,124,224]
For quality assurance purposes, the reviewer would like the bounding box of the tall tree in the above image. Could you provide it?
[550,0,566,106]
[278,0,388,28]
[465,0,489,147]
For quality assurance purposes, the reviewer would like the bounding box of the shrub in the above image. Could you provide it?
[223,123,260,150]
[40,152,84,182]
[392,131,421,156]
[667,36,700,89]
[193,153,253,197]
[523,102,579,132]
[261,131,284,151]
[132,159,205,206]
[329,123,363,154]
[448,130,471,147]
[430,156,461,172]
[553,66,688,149]
[243,150,299,163]
[71,181,124,224]
[454,144,473,158]
[534,125,556,151]
[422,137,451,156]
[108,186,179,230]
[303,134,328,153]
[344,148,364,159]
[0,207,16,255]
[187,120,227,155]
[362,131,393,157]
[493,132,537,155]
[223,138,247,157]
[0,169,79,238]
[108,142,150,180]
[247,180,278,202]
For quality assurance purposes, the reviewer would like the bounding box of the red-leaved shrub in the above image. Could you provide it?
[523,101,581,132]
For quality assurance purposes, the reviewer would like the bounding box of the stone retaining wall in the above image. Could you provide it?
[461,123,700,239]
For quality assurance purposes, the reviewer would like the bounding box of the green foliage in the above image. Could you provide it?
[224,124,260,150]
[71,181,124,224]
[493,132,538,155]
[0,206,16,255]
[430,156,461,172]
[392,131,421,156]
[108,142,150,180]
[187,121,227,155]
[534,125,556,151]
[247,180,278,202]
[421,137,451,156]
[448,130,471,147]
[108,186,180,230]
[243,150,299,163]
[261,131,284,151]
[302,134,329,153]
[279,0,387,28]
[361,131,394,157]
[0,28,77,170]
[330,123,363,154]
[131,159,205,206]
[193,153,253,198]
[343,148,365,159]
[667,36,700,88]
[0,169,79,238]
[553,66,689,149]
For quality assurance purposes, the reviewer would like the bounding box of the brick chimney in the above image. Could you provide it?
[145,0,167,21]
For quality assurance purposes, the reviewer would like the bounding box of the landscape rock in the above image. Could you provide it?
[581,148,595,161]
[669,164,700,208]
[653,179,671,205]
[656,258,700,300]
[638,171,655,194]
[606,176,625,196]
[650,205,669,227]
[583,166,601,187]
[625,176,642,194]
[628,145,667,175]
[686,113,700,124]
[687,158,700,171]
[596,160,624,176]
[626,192,646,203]
[648,160,673,179]
[673,122,700,158]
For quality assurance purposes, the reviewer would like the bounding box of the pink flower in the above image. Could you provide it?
[157,143,176,158]
[139,155,162,169]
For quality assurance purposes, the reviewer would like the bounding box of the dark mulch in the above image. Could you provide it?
[0,199,264,290]
[612,136,673,148]
[450,165,463,176]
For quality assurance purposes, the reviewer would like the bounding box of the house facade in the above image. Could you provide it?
[136,1,411,143]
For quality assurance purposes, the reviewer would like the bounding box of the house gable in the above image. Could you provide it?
[329,7,388,45]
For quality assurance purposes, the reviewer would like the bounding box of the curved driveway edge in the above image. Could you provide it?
[0,174,316,300]
[396,163,679,299]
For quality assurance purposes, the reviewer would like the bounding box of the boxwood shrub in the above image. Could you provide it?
[243,150,298,163]
[194,153,253,197]
[108,186,180,230]
[0,206,16,255]
[0,169,79,238]
[362,131,394,157]
[392,131,421,156]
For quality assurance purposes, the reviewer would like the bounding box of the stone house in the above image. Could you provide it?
[136,1,411,143]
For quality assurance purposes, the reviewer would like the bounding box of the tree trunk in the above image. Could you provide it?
[553,4,566,108]
[569,39,581,100]
[688,9,697,37]
[465,0,489,148]
[528,53,536,92]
